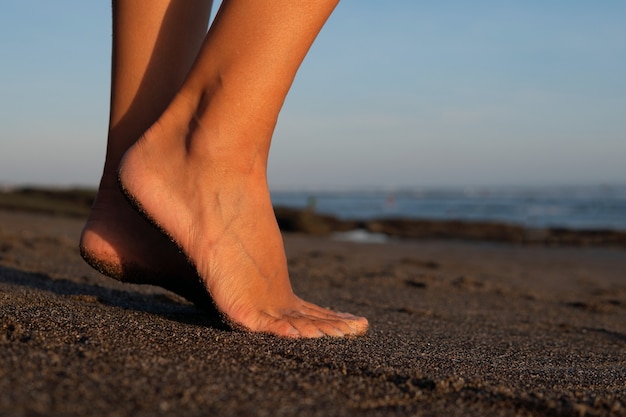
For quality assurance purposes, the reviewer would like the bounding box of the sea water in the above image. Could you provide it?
[271,185,626,231]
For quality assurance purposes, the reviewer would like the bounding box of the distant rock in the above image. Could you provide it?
[273,207,357,236]
[274,207,626,248]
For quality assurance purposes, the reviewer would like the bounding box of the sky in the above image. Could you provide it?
[1,0,625,190]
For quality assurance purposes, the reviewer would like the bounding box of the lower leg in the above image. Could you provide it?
[80,0,213,305]
[119,0,368,337]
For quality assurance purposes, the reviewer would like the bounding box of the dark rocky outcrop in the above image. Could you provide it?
[273,207,626,248]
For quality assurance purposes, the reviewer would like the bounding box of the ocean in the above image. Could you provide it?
[271,185,626,231]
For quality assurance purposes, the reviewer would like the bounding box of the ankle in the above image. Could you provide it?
[155,87,275,178]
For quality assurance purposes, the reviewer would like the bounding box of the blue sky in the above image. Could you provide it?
[1,1,625,190]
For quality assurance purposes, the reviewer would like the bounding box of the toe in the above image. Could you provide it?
[287,316,327,338]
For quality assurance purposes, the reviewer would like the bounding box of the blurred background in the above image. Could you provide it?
[1,1,625,230]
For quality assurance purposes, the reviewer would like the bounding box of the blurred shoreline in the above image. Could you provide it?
[1,186,625,248]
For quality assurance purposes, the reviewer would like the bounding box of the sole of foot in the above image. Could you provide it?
[79,186,215,309]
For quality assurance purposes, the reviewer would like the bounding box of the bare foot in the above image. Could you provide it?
[80,183,213,308]
[117,100,368,338]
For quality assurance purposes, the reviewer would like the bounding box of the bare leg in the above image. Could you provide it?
[80,0,214,305]
[118,0,369,337]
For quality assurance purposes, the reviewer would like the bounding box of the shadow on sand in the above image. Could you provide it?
[0,265,230,332]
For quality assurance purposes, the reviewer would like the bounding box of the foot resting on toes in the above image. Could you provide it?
[116,96,368,338]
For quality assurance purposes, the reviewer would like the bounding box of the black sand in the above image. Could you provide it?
[1,209,625,416]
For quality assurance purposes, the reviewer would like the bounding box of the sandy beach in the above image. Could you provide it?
[1,207,625,416]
